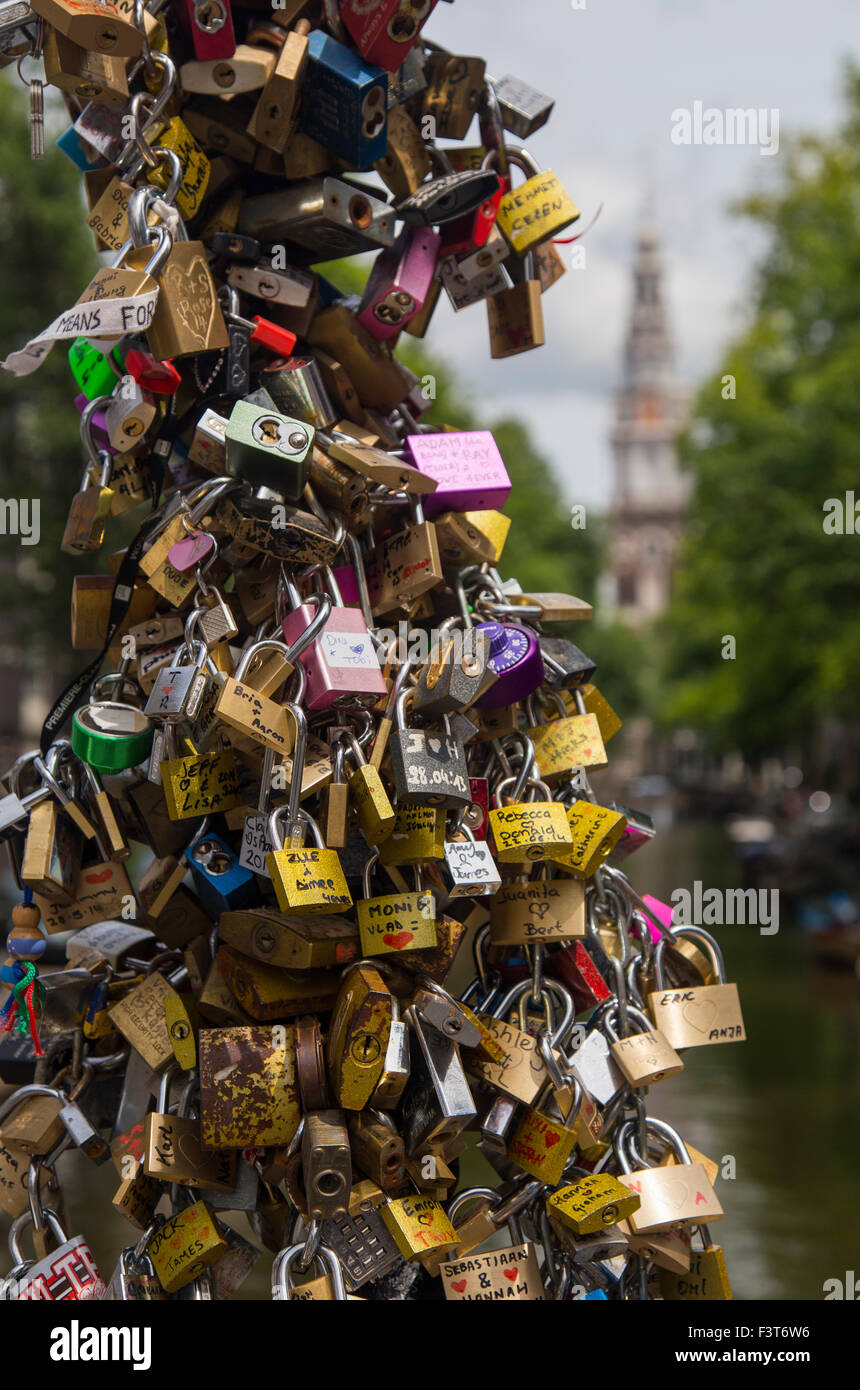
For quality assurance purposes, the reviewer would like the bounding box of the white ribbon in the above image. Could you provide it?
[2,287,159,377]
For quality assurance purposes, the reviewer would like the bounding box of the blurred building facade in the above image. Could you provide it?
[607,227,690,626]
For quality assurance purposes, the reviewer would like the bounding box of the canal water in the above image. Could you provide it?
[3,825,856,1300]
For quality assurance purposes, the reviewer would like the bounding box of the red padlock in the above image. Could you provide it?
[123,348,182,396]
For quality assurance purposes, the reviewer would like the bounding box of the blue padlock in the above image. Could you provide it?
[299,30,389,170]
[187,832,259,917]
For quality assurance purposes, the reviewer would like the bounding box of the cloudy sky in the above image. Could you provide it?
[421,0,856,507]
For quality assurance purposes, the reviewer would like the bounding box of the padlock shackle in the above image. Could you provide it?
[653,925,726,991]
[8,1206,68,1267]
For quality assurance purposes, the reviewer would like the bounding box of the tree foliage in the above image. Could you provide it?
[0,79,97,678]
[659,66,860,769]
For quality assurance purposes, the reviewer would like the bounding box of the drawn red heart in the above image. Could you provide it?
[544,1131,560,1148]
[503,1268,518,1281]
[451,1279,467,1293]
[84,869,113,884]
[383,932,413,950]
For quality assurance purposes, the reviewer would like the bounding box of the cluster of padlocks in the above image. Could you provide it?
[0,0,746,1302]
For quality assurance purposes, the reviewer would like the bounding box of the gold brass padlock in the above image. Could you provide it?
[547,1174,642,1237]
[147,1200,227,1294]
[615,1118,723,1233]
[648,929,746,1050]
[326,962,392,1111]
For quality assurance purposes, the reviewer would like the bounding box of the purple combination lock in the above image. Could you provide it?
[357,226,441,340]
[404,430,512,517]
[474,622,545,708]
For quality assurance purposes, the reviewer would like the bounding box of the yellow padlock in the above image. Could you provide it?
[494,147,580,256]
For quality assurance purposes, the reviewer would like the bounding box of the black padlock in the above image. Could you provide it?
[388,689,471,809]
[395,170,503,227]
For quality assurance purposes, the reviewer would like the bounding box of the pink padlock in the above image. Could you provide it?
[280,570,386,712]
[404,429,512,517]
[357,227,441,341]
[640,893,674,945]
[175,0,236,62]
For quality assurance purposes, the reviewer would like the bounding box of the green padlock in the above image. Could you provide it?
[71,685,154,773]
[224,398,314,497]
[68,337,123,401]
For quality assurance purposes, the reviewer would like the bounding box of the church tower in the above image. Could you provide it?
[608,227,689,626]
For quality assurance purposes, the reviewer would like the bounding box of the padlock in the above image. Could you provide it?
[443,825,501,898]
[614,1117,724,1233]
[61,453,114,555]
[30,0,143,57]
[280,570,386,710]
[43,25,129,106]
[176,0,236,61]
[343,733,395,844]
[490,871,585,945]
[187,831,258,917]
[647,929,746,1050]
[272,1242,348,1300]
[224,398,313,495]
[412,623,491,717]
[494,145,580,257]
[179,44,274,96]
[6,1208,105,1300]
[199,1025,300,1149]
[378,803,445,865]
[142,1066,236,1191]
[602,1003,684,1088]
[301,1110,352,1219]
[547,1172,642,1237]
[340,0,437,72]
[144,637,213,724]
[379,1192,457,1261]
[326,961,393,1111]
[492,73,555,138]
[357,851,437,958]
[488,775,573,864]
[104,374,156,452]
[472,617,545,711]
[388,689,471,810]
[357,226,441,340]
[658,1225,733,1301]
[266,795,353,915]
[240,179,395,259]
[214,639,298,756]
[348,1109,405,1192]
[369,994,410,1108]
[528,690,608,782]
[146,1200,227,1293]
[126,221,229,363]
[486,245,546,359]
[299,29,388,169]
[247,18,310,150]
[553,799,627,879]
[420,50,486,140]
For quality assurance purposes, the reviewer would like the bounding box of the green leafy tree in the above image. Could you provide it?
[0,78,97,686]
[660,66,860,781]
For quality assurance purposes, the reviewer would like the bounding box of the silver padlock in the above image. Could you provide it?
[238,178,395,258]
[400,1005,476,1155]
[188,409,229,472]
[567,1021,626,1108]
[144,637,212,721]
[226,260,315,307]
